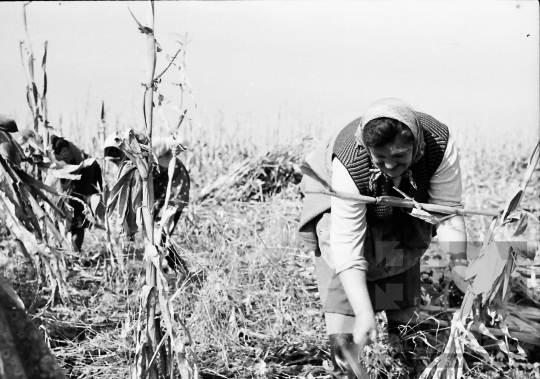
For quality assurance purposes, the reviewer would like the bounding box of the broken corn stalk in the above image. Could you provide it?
[420,140,540,379]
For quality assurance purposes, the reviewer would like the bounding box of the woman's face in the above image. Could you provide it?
[369,136,414,178]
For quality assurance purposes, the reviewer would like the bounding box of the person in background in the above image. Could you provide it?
[299,98,469,378]
[104,132,190,271]
[47,134,103,252]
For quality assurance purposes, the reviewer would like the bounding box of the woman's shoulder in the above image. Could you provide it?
[416,112,449,140]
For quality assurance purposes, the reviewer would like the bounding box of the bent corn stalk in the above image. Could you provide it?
[419,140,540,379]
[301,162,499,219]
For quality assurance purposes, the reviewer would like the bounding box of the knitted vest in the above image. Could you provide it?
[333,112,449,221]
[332,112,450,280]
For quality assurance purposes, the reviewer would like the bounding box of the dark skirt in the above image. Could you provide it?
[314,253,421,316]
[313,212,422,319]
[152,159,190,219]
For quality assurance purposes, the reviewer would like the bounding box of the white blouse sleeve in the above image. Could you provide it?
[330,158,369,274]
[428,132,463,207]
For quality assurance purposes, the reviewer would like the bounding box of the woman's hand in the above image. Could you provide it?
[436,215,469,293]
[171,141,187,156]
[338,269,377,350]
[352,310,378,348]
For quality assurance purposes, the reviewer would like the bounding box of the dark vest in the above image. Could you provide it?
[332,112,450,280]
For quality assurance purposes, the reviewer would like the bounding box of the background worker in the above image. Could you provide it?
[47,134,103,252]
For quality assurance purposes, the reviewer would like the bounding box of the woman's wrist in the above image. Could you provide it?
[338,268,374,317]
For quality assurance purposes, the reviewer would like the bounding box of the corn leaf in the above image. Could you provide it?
[116,176,132,224]
[107,163,137,213]
[464,239,509,304]
[42,157,97,180]
[90,193,105,224]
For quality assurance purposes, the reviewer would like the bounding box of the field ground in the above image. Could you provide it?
[1,126,539,379]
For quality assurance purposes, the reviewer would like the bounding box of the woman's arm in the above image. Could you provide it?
[331,159,377,346]
[437,215,468,292]
[338,269,378,346]
[429,133,468,292]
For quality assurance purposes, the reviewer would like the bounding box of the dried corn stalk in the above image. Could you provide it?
[108,2,198,378]
[420,140,540,379]
[0,125,87,305]
[300,160,499,218]
[92,101,117,265]
[20,3,51,146]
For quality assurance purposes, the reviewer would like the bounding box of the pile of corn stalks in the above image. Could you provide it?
[420,141,540,379]
[197,141,305,204]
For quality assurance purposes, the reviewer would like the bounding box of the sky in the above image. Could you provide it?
[0,1,538,150]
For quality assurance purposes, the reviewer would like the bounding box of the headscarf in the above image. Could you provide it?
[354,98,425,191]
[49,134,85,164]
[50,135,70,154]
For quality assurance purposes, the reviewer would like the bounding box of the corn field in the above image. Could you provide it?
[1,2,539,379]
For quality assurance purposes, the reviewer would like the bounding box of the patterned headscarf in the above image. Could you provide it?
[355,98,425,192]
